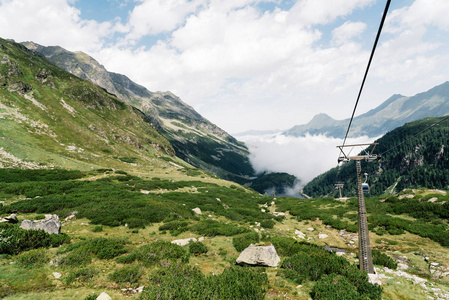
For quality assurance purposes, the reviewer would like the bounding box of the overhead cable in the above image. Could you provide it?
[342,0,391,147]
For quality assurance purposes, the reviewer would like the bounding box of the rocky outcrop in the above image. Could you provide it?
[0,213,18,224]
[20,214,61,234]
[236,244,280,267]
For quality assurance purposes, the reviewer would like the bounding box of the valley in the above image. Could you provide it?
[0,37,449,300]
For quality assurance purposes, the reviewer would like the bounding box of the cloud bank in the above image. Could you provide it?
[239,133,378,186]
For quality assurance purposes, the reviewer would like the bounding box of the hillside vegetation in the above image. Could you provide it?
[304,116,449,197]
[1,38,448,299]
[1,169,449,299]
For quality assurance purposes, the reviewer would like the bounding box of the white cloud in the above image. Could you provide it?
[0,0,448,134]
[0,0,113,53]
[125,0,205,43]
[332,21,366,45]
[289,0,375,26]
[240,133,377,185]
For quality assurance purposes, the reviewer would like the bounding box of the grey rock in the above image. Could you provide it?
[171,238,197,247]
[192,207,202,215]
[96,292,112,300]
[236,244,280,267]
[20,214,61,234]
[0,213,18,223]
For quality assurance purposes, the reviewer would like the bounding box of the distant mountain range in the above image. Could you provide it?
[284,83,449,138]
[22,41,255,183]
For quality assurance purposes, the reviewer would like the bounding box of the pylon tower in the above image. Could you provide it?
[356,160,374,273]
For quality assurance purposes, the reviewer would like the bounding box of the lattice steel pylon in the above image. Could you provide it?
[337,143,380,274]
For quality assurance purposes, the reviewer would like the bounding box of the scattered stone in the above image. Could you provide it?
[307,227,314,232]
[428,197,438,203]
[53,272,62,279]
[318,234,328,239]
[198,237,205,242]
[269,211,285,217]
[295,230,306,239]
[64,211,78,221]
[255,222,260,227]
[20,214,61,234]
[171,238,197,247]
[397,263,409,270]
[271,201,275,205]
[236,244,281,267]
[261,209,266,212]
[0,213,18,223]
[96,292,112,300]
[192,207,202,215]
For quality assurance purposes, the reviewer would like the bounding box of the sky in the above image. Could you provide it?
[0,0,448,135]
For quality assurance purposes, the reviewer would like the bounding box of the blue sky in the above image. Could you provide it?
[0,0,448,134]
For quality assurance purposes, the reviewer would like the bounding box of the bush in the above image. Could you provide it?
[116,252,138,264]
[260,219,275,229]
[189,220,249,237]
[233,232,259,252]
[311,274,358,300]
[159,220,189,236]
[135,240,189,266]
[142,265,268,300]
[109,265,142,284]
[0,224,70,255]
[372,250,398,269]
[189,241,208,255]
[62,237,127,260]
[91,225,103,232]
[15,248,49,268]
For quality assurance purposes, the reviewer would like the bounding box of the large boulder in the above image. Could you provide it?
[0,213,18,224]
[236,244,280,267]
[20,214,61,234]
[171,238,197,247]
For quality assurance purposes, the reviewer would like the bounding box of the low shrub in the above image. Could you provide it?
[311,274,358,300]
[0,224,70,255]
[233,232,259,252]
[109,265,142,284]
[62,237,127,260]
[91,225,103,232]
[189,220,249,237]
[260,219,275,229]
[15,248,49,268]
[116,252,138,264]
[189,241,208,255]
[135,240,189,266]
[142,265,268,300]
[372,250,398,269]
[278,241,382,300]
[159,220,189,236]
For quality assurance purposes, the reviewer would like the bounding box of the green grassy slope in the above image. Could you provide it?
[0,38,177,172]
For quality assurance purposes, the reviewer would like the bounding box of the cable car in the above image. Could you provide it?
[362,183,369,194]
[362,173,369,194]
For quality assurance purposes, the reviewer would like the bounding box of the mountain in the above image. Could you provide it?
[303,116,449,197]
[0,37,195,173]
[22,42,255,183]
[284,84,449,138]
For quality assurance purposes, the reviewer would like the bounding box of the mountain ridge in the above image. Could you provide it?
[23,41,255,183]
[284,82,449,138]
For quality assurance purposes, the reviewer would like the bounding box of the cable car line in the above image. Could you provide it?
[341,0,391,148]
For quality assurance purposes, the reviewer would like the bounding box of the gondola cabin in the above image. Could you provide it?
[362,183,369,194]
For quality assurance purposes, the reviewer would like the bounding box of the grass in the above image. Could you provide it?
[0,168,448,299]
